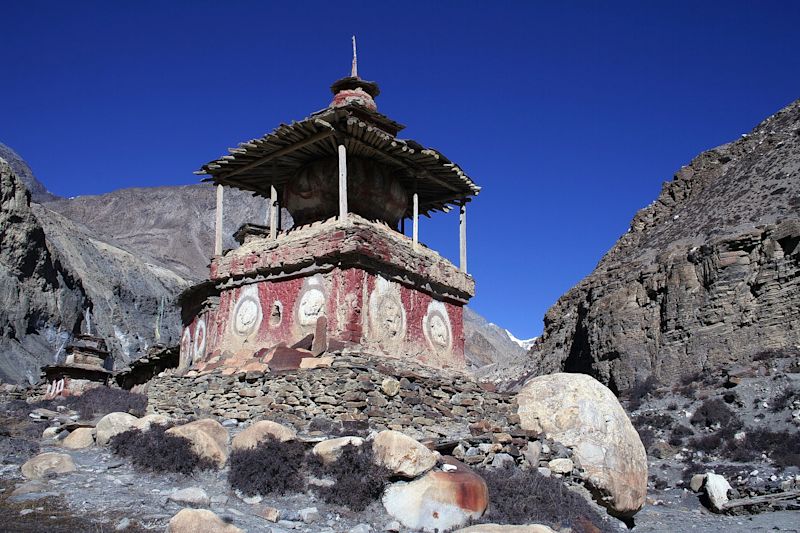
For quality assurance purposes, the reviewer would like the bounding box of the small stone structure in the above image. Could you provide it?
[179,64,480,373]
[40,334,113,398]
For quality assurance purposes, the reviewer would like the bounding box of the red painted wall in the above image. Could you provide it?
[181,267,465,370]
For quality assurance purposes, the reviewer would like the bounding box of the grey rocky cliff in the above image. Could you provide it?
[0,143,59,203]
[530,98,800,392]
[0,159,85,382]
[0,158,192,382]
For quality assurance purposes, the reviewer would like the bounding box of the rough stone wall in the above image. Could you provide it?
[527,98,800,393]
[148,353,515,442]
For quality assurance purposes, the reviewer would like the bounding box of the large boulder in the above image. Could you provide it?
[166,419,228,468]
[703,473,733,512]
[517,373,647,516]
[382,461,488,532]
[21,452,76,480]
[231,420,296,450]
[312,436,364,465]
[61,427,95,450]
[166,509,243,533]
[372,430,437,478]
[96,412,139,446]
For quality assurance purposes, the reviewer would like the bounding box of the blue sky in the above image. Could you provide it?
[2,1,799,338]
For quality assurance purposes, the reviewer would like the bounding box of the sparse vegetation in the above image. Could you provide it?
[228,436,306,496]
[476,464,615,532]
[109,424,214,474]
[308,442,389,512]
[63,386,147,419]
[690,399,739,429]
[770,386,798,413]
[625,376,661,410]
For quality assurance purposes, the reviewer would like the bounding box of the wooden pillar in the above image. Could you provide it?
[459,203,467,272]
[269,185,278,239]
[214,184,223,256]
[338,144,348,222]
[412,193,419,251]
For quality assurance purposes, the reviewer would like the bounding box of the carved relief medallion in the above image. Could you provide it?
[180,327,192,368]
[297,275,326,327]
[423,301,452,352]
[368,276,406,345]
[193,318,207,362]
[232,285,262,337]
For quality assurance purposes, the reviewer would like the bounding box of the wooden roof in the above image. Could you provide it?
[196,104,480,216]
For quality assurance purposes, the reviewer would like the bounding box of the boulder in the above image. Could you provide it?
[168,487,210,507]
[454,526,556,533]
[166,419,228,468]
[372,430,437,478]
[383,461,489,532]
[61,427,95,450]
[21,452,76,479]
[41,426,61,440]
[231,420,296,450]
[704,473,732,512]
[134,413,170,431]
[166,509,243,533]
[517,373,647,516]
[96,412,139,446]
[547,458,573,474]
[312,436,364,465]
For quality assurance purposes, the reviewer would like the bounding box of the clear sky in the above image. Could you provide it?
[2,1,799,339]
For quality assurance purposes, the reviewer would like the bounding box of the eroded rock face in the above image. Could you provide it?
[96,412,138,446]
[517,373,647,516]
[529,99,800,392]
[21,452,76,479]
[372,430,437,478]
[231,420,296,450]
[166,508,243,533]
[166,419,228,468]
[382,461,489,532]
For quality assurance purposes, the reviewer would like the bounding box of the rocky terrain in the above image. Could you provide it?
[515,98,800,393]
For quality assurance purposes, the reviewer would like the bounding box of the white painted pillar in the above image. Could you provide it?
[338,144,348,222]
[459,203,467,273]
[214,184,224,256]
[269,185,278,239]
[412,192,419,251]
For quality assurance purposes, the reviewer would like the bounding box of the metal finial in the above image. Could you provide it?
[351,35,358,78]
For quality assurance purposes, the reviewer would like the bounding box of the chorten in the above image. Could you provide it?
[179,47,480,372]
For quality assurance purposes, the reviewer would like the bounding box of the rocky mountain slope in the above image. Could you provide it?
[463,307,530,375]
[0,143,59,203]
[529,98,800,392]
[0,159,190,383]
[44,184,267,282]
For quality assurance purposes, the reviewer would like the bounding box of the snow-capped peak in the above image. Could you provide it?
[505,329,538,351]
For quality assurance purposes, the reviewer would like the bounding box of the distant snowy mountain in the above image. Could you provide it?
[504,329,538,351]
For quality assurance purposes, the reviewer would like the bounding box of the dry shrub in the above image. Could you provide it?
[625,376,660,411]
[109,424,214,474]
[65,387,147,419]
[476,464,615,532]
[308,442,389,511]
[228,436,306,496]
[724,428,800,467]
[690,399,739,429]
[770,387,798,413]
[668,424,694,446]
